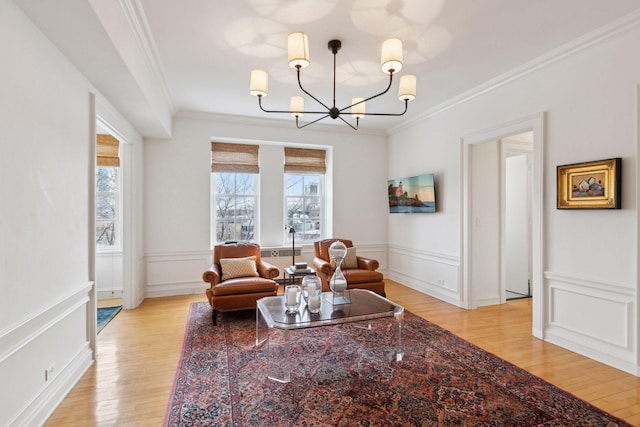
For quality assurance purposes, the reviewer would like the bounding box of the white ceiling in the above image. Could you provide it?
[14,0,640,137]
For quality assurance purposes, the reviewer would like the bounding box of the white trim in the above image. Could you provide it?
[392,8,640,133]
[118,0,176,114]
[386,245,461,307]
[10,344,93,427]
[0,283,93,364]
[176,110,386,137]
[544,270,637,375]
[461,113,544,339]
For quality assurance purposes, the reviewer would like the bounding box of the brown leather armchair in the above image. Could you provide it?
[312,238,385,297]
[203,242,279,325]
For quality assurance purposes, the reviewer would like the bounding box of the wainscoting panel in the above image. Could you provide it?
[145,245,388,297]
[145,251,212,297]
[544,272,637,375]
[0,283,94,427]
[386,245,461,306]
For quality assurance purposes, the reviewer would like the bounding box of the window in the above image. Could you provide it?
[212,172,257,243]
[285,173,322,242]
[96,167,119,248]
[284,147,326,243]
[96,134,120,249]
[211,142,259,244]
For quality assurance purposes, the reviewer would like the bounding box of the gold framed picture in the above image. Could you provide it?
[557,158,621,209]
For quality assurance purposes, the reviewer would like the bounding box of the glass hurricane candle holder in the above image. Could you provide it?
[302,275,322,314]
[284,284,301,314]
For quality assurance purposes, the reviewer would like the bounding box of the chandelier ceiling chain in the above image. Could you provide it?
[249,32,417,130]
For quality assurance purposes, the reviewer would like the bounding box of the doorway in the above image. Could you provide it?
[461,113,544,339]
[502,136,533,301]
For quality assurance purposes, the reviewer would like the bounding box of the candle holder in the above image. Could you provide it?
[284,284,301,314]
[301,275,322,314]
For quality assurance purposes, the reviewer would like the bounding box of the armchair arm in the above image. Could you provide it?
[312,257,333,279]
[357,256,379,271]
[257,260,279,280]
[203,264,221,286]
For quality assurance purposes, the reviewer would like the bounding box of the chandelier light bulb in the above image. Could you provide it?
[351,97,365,119]
[398,74,417,101]
[288,32,310,69]
[249,69,268,97]
[290,96,304,117]
[381,38,403,74]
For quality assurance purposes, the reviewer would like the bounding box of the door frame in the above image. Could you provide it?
[461,112,545,338]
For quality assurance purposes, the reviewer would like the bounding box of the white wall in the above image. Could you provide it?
[387,20,639,374]
[0,1,93,424]
[96,252,123,299]
[143,113,388,297]
[0,1,142,424]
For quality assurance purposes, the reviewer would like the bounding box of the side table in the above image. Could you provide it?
[283,266,316,286]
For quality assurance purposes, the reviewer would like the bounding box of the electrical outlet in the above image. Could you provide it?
[270,250,279,257]
[45,363,57,381]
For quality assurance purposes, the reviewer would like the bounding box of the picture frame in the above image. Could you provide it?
[557,158,621,209]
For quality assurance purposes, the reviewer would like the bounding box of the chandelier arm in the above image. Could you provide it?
[296,67,332,111]
[352,99,409,117]
[338,73,394,113]
[296,114,331,128]
[337,115,358,130]
[258,95,329,115]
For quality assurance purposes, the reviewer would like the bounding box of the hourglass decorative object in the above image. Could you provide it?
[326,241,350,305]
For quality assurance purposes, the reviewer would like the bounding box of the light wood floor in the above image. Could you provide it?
[45,280,640,426]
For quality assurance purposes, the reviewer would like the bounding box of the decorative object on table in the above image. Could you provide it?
[327,240,350,304]
[557,158,621,209]
[202,242,279,325]
[284,284,301,314]
[249,33,417,131]
[301,275,322,314]
[388,173,436,213]
[312,238,385,296]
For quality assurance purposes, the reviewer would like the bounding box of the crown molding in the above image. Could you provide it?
[391,8,640,134]
[118,0,176,114]
[174,110,387,137]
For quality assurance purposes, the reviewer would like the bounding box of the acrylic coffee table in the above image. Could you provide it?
[256,289,404,383]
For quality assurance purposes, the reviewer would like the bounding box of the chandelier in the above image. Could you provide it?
[249,32,417,130]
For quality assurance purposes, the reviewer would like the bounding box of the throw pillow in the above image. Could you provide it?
[342,247,358,269]
[220,256,259,281]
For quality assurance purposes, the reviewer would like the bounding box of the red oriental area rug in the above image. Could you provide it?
[165,302,630,426]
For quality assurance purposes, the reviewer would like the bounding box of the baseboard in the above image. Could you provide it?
[10,345,93,427]
[97,289,123,300]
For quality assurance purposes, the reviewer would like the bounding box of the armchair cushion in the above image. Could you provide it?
[220,256,259,281]
[343,247,358,269]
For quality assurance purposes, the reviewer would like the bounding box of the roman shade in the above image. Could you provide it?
[211,142,259,173]
[97,134,120,167]
[284,147,326,174]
